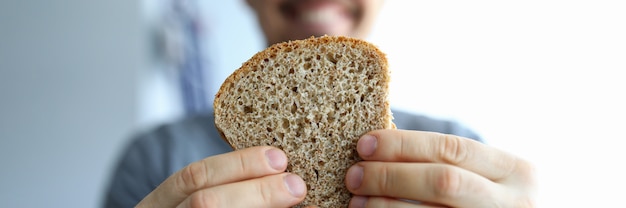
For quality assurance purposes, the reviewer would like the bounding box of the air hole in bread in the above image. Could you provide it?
[243,106,253,114]
[291,103,297,114]
[326,53,338,64]
[282,118,289,129]
[327,112,335,123]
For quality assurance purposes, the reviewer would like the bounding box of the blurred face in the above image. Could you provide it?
[246,0,384,46]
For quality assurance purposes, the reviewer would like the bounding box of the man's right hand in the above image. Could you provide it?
[136,146,307,208]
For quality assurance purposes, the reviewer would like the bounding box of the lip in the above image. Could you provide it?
[280,0,358,38]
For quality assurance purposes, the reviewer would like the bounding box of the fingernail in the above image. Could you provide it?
[350,196,367,208]
[284,174,306,197]
[266,148,287,170]
[346,165,363,190]
[357,135,377,157]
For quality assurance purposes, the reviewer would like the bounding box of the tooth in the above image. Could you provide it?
[302,8,336,24]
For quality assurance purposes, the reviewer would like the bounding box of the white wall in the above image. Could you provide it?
[0,0,142,207]
[369,1,626,207]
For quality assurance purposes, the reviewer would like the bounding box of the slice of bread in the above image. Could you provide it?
[214,35,395,207]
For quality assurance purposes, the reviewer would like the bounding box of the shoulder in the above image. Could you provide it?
[391,108,483,142]
[103,112,231,207]
[129,113,232,170]
[134,114,216,147]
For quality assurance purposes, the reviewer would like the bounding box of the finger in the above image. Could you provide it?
[358,129,526,181]
[350,196,442,208]
[137,146,288,207]
[346,162,508,207]
[177,173,307,208]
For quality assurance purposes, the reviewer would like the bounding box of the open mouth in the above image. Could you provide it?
[280,0,359,37]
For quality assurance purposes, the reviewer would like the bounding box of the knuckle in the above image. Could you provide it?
[378,197,396,208]
[515,158,537,184]
[513,195,537,208]
[433,166,462,199]
[376,164,392,194]
[439,134,469,164]
[511,159,537,208]
[188,190,219,208]
[236,151,249,176]
[179,161,210,193]
[256,179,273,205]
[368,197,395,208]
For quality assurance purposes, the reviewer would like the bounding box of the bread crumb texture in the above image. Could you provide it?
[214,36,394,207]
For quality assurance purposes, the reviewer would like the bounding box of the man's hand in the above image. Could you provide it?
[345,130,536,207]
[136,146,307,208]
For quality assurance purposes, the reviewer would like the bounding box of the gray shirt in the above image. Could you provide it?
[103,109,482,208]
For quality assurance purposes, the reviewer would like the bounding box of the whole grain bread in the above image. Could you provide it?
[213,35,395,207]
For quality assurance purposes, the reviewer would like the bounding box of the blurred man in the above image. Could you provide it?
[104,1,536,207]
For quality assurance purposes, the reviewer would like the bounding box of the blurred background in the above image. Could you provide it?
[1,0,624,207]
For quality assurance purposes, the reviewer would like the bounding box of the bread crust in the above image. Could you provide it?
[214,35,394,207]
